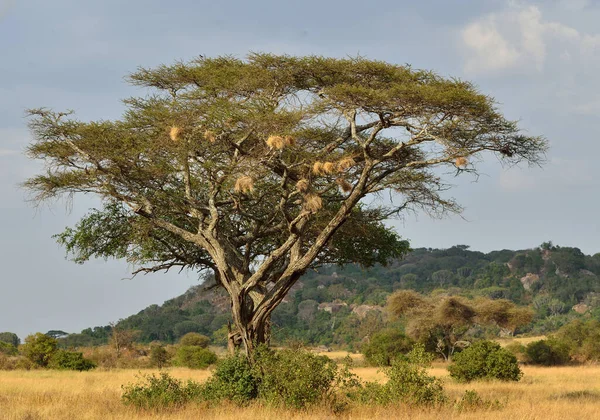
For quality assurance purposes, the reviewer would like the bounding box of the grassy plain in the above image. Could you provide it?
[2,357,600,420]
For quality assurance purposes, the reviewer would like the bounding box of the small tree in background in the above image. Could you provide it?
[109,323,140,357]
[0,332,20,347]
[179,332,211,348]
[388,291,533,360]
[22,333,58,367]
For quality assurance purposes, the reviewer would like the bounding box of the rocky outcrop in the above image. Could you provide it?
[520,273,540,291]
[351,304,384,319]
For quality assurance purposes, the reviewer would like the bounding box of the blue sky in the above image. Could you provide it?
[1,0,599,338]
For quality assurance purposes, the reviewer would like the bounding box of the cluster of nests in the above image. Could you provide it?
[169,126,216,143]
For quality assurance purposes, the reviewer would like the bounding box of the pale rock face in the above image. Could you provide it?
[572,303,590,314]
[520,273,540,291]
[351,305,384,320]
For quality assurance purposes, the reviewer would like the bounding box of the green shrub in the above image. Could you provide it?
[448,340,522,382]
[255,347,338,409]
[200,355,258,405]
[362,328,414,366]
[0,341,18,356]
[174,346,217,369]
[454,390,504,412]
[179,333,211,348]
[149,345,170,368]
[21,333,58,367]
[121,372,201,411]
[48,350,96,371]
[525,339,570,366]
[356,345,446,407]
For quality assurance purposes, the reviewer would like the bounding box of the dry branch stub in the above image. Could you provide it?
[234,176,254,193]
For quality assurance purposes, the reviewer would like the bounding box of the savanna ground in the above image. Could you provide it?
[2,339,599,420]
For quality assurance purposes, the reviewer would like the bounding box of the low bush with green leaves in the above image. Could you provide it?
[174,346,217,369]
[178,333,211,348]
[525,339,570,366]
[121,372,201,411]
[199,355,258,405]
[355,345,447,407]
[48,350,96,371]
[454,390,504,412]
[361,328,414,366]
[448,340,522,382]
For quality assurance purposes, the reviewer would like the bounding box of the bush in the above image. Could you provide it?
[255,347,338,409]
[21,333,58,367]
[150,345,170,368]
[448,340,522,382]
[362,328,414,366]
[525,339,570,366]
[199,347,339,409]
[356,345,446,407]
[174,346,217,369]
[48,350,96,371]
[200,355,258,405]
[0,341,17,356]
[121,372,201,411]
[179,333,211,348]
[454,390,504,412]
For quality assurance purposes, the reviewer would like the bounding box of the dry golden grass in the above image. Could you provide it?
[2,363,600,419]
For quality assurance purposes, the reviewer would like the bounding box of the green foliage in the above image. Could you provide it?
[178,332,210,348]
[149,345,170,368]
[121,373,201,411]
[0,341,18,356]
[200,347,338,409]
[48,350,96,371]
[21,333,58,367]
[199,355,258,405]
[454,390,504,412]
[0,332,20,347]
[174,346,217,369]
[525,339,570,366]
[357,345,446,407]
[254,347,338,409]
[448,340,522,382]
[362,328,414,366]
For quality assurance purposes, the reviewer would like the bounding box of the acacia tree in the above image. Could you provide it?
[25,54,546,358]
[388,291,533,360]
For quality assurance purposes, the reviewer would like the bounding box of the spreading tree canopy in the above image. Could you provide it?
[25,54,547,357]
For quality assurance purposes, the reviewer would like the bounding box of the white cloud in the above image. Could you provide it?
[461,3,599,74]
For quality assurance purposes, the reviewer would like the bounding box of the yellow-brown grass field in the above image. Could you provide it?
[3,355,600,420]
